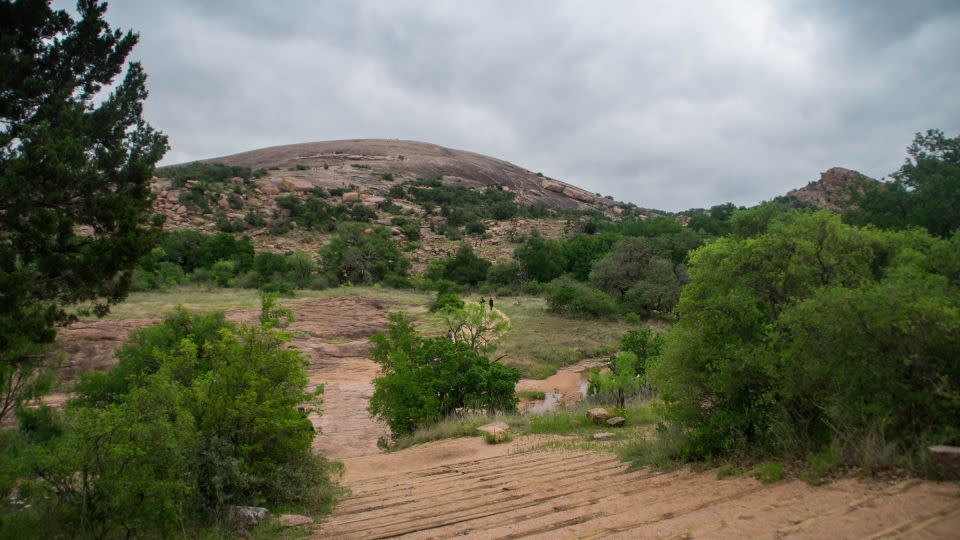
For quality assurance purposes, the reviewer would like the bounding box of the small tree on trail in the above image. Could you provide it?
[440,301,510,354]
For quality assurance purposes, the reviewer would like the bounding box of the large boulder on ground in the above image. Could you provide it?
[226,506,269,529]
[477,421,510,443]
[342,191,361,203]
[587,408,610,424]
[606,416,625,427]
[929,445,960,479]
[279,514,315,528]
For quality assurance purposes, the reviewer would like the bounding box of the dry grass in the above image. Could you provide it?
[492,296,635,377]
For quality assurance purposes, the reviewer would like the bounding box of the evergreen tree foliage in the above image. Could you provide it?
[0,0,168,421]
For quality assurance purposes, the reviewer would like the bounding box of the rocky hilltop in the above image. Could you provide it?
[201,139,628,213]
[783,166,878,211]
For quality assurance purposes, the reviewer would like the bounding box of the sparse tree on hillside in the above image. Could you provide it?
[0,0,168,421]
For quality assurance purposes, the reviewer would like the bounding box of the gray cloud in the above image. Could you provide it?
[69,0,960,210]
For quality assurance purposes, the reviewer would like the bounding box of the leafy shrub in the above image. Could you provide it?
[19,300,332,536]
[648,211,960,471]
[159,162,258,187]
[485,260,520,288]
[514,235,566,283]
[588,352,642,408]
[319,223,410,285]
[431,292,465,313]
[369,313,521,438]
[543,276,619,318]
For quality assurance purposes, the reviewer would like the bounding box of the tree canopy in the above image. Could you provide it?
[0,0,168,421]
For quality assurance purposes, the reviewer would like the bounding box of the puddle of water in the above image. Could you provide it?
[525,392,562,414]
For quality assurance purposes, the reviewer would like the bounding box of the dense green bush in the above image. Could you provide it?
[648,211,960,472]
[158,162,265,188]
[543,276,619,318]
[319,223,410,285]
[485,260,521,288]
[15,299,333,536]
[369,313,521,438]
[426,244,491,287]
[514,235,566,283]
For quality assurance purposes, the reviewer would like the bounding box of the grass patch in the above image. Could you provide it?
[495,296,635,377]
[388,401,661,451]
[716,464,743,480]
[517,390,546,400]
[387,414,489,451]
[83,286,434,321]
[751,461,784,484]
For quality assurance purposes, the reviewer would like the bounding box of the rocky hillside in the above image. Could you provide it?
[149,140,653,270]
[201,139,630,213]
[782,167,878,211]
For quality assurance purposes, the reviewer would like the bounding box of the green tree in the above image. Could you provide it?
[513,235,566,283]
[588,352,642,408]
[286,250,315,288]
[648,211,960,468]
[319,223,410,285]
[31,297,332,535]
[0,0,168,422]
[848,129,960,237]
[369,313,520,438]
[440,244,491,286]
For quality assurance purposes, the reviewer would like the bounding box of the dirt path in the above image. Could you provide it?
[317,443,960,539]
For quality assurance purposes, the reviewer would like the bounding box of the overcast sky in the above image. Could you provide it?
[76,0,960,211]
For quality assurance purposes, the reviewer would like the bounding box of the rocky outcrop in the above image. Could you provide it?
[587,407,610,424]
[784,167,877,211]
[477,421,510,443]
[226,506,269,529]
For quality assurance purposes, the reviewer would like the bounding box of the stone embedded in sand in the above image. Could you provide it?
[478,421,510,443]
[226,506,269,529]
[593,432,615,441]
[587,407,610,424]
[929,445,960,479]
[278,514,315,528]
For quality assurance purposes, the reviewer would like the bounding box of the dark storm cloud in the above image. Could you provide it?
[68,0,960,210]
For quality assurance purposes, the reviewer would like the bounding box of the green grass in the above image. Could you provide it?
[716,464,743,480]
[388,401,661,451]
[84,285,434,321]
[493,296,636,378]
[750,461,784,484]
[517,390,546,400]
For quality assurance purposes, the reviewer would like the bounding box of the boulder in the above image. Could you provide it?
[226,506,269,529]
[165,191,179,203]
[541,179,565,193]
[261,183,280,196]
[593,432,615,441]
[606,416,625,427]
[587,408,610,424]
[278,514,315,528]
[477,421,510,443]
[562,186,596,203]
[227,176,245,186]
[929,445,960,479]
[342,191,361,203]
